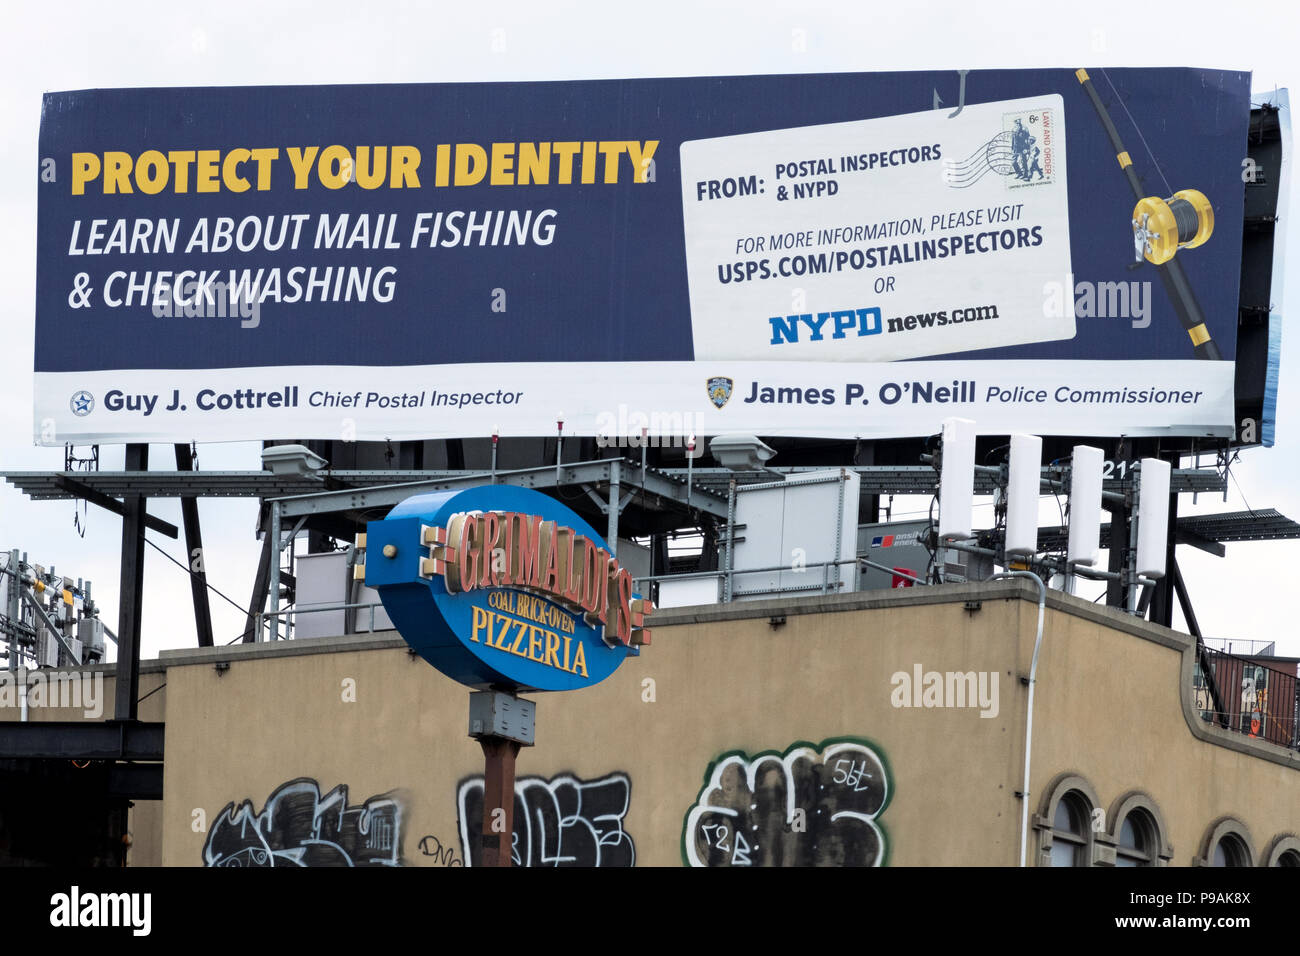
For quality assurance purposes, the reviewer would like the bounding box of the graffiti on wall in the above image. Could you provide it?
[1242,666,1268,737]
[417,834,464,866]
[683,738,891,867]
[203,778,404,867]
[457,772,634,867]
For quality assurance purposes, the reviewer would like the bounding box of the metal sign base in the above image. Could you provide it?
[468,690,535,868]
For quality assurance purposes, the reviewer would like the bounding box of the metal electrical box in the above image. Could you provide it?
[294,552,351,639]
[295,551,393,639]
[36,632,60,668]
[856,518,996,588]
[857,520,932,591]
[730,469,860,601]
[468,691,536,745]
[77,618,105,661]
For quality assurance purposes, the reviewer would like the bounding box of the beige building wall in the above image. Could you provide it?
[143,578,1299,867]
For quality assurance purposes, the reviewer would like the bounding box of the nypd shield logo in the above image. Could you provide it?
[707,376,733,409]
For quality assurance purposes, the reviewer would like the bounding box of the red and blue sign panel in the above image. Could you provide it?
[364,485,648,692]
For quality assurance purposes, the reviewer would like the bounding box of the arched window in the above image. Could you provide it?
[1103,792,1173,867]
[1050,793,1089,866]
[1197,818,1255,867]
[1034,774,1100,867]
[1212,835,1249,867]
[1262,835,1300,868]
[1115,811,1154,866]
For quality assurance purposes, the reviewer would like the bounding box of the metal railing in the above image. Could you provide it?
[1194,645,1299,750]
[633,556,923,604]
[1203,637,1278,658]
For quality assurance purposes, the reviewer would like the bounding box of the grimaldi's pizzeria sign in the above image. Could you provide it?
[365,485,652,691]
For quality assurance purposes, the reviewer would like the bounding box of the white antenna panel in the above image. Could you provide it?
[1136,457,1171,579]
[1005,434,1042,557]
[938,418,976,542]
[1067,445,1104,567]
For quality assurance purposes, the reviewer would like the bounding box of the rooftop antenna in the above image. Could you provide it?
[1134,457,1172,608]
[1066,445,1104,595]
[938,417,976,538]
[938,418,976,584]
[1005,434,1043,560]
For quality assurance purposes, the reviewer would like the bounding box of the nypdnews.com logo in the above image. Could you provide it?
[49,886,151,936]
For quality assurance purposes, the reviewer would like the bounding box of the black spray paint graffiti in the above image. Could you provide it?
[683,739,890,867]
[417,834,463,866]
[203,778,404,867]
[457,772,634,867]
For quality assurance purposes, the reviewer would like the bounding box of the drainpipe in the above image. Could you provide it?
[991,570,1046,867]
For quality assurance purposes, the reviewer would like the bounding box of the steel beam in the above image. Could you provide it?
[1174,528,1228,558]
[175,445,215,648]
[1103,439,1132,609]
[114,444,147,722]
[2,464,1230,501]
[398,441,425,471]
[6,549,20,671]
[1172,558,1228,729]
[660,465,1228,496]
[107,761,164,800]
[242,530,274,643]
[269,500,281,640]
[0,720,164,760]
[270,460,732,521]
[1149,491,1178,627]
[52,475,178,539]
[607,461,620,558]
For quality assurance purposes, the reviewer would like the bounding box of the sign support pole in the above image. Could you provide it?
[467,689,536,867]
[478,735,521,867]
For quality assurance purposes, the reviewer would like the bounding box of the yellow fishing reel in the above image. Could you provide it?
[1132,188,1213,265]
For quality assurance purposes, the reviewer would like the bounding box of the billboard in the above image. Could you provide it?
[34,69,1251,445]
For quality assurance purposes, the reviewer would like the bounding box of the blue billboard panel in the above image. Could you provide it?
[34,68,1251,443]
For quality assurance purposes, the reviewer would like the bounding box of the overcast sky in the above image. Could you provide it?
[1,0,1297,661]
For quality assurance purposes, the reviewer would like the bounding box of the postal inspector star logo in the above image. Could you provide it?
[707,376,734,409]
[69,390,94,416]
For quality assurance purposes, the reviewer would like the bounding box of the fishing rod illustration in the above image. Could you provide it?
[1076,68,1221,360]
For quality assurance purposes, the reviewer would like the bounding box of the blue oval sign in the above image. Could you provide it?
[364,485,651,692]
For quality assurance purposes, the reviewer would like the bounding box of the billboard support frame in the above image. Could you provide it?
[113,444,147,722]
[174,444,214,648]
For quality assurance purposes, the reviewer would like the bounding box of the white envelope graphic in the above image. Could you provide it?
[680,94,1075,362]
